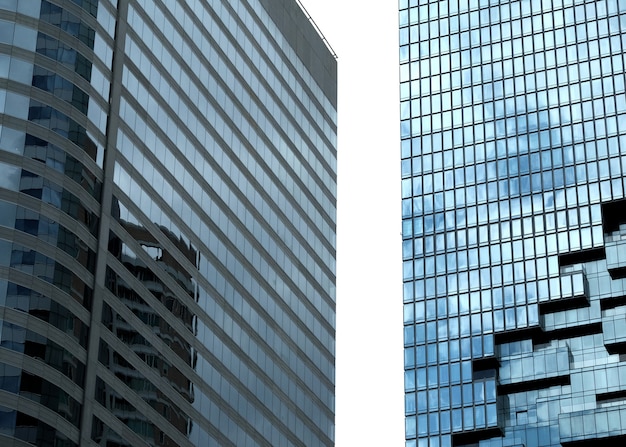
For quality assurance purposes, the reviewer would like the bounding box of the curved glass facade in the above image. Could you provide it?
[0,0,337,446]
[400,1,626,447]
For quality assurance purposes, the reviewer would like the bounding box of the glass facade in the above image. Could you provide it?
[400,1,626,446]
[0,0,337,446]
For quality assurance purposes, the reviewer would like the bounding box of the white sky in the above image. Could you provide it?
[296,1,405,445]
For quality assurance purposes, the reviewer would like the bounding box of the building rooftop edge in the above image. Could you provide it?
[294,0,338,59]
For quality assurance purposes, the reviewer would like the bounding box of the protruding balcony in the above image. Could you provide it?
[602,200,626,279]
[602,312,626,354]
[539,268,589,315]
[559,407,626,446]
[498,346,571,395]
[605,225,626,279]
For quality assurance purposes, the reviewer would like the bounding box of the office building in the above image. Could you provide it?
[0,0,337,445]
[400,1,626,446]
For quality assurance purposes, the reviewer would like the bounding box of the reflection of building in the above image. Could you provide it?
[400,2,626,447]
[0,1,336,446]
[97,221,196,446]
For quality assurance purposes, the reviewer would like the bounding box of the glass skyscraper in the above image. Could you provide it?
[0,0,337,446]
[400,1,626,446]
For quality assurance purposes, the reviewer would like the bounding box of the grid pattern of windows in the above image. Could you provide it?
[401,1,626,446]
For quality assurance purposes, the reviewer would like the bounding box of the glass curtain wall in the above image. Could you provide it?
[400,1,626,446]
[0,0,337,446]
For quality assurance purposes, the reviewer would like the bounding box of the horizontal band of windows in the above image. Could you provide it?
[0,264,90,328]
[0,237,94,309]
[0,305,87,364]
[0,278,89,348]
[0,41,111,113]
[0,203,96,273]
[0,320,86,386]
[0,344,84,402]
[0,396,78,446]
[0,361,82,427]
[499,374,570,395]
[0,157,100,235]
[0,114,104,174]
[0,91,105,171]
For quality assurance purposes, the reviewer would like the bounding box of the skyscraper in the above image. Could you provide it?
[0,0,337,446]
[401,1,626,446]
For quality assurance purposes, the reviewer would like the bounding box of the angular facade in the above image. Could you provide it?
[400,1,626,446]
[0,0,337,446]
